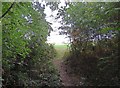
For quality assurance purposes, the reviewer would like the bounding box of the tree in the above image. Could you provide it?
[2,2,61,87]
[59,2,119,86]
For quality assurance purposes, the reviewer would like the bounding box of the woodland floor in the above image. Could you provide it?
[53,59,83,86]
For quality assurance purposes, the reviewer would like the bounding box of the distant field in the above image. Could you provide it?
[54,44,68,59]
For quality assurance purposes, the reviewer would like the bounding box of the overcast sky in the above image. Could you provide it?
[43,0,69,45]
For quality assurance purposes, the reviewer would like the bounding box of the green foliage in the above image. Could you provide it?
[61,2,119,86]
[2,2,61,87]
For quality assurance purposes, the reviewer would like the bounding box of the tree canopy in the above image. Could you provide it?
[59,2,119,86]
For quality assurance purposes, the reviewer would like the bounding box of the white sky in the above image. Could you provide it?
[43,0,69,45]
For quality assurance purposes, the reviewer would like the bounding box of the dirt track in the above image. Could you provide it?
[53,59,82,86]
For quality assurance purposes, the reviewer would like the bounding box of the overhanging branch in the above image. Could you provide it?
[0,2,15,19]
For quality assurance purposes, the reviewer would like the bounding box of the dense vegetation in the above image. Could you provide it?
[1,2,61,87]
[59,2,119,86]
[1,1,119,87]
